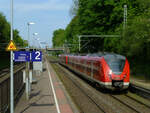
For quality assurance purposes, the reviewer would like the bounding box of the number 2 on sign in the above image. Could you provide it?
[35,51,41,60]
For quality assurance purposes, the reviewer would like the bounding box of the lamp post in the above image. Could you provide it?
[37,39,42,49]
[123,5,127,37]
[33,33,41,48]
[26,22,35,100]
[33,33,38,48]
[10,0,14,113]
[27,22,35,47]
[78,35,81,52]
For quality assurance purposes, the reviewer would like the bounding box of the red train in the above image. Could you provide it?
[59,53,130,90]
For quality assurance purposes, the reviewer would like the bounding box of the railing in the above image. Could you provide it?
[0,64,25,113]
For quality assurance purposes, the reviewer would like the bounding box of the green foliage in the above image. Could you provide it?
[0,12,27,69]
[65,16,80,52]
[52,0,150,55]
[121,13,150,58]
[51,0,150,78]
[52,29,66,47]
[0,13,10,49]
[13,29,28,47]
[0,12,27,50]
[70,0,79,16]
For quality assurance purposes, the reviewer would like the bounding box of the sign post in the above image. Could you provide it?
[9,1,14,113]
[14,50,42,100]
[6,42,17,113]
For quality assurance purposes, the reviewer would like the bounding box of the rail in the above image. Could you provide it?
[129,83,150,100]
[0,64,25,113]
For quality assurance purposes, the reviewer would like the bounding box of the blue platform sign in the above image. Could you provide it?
[14,51,31,62]
[32,51,42,62]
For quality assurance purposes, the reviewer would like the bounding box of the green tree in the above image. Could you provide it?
[52,29,66,47]
[0,12,28,69]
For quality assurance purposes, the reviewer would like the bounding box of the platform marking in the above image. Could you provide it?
[46,61,61,113]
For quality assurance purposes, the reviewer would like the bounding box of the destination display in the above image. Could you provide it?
[14,51,30,62]
[14,51,42,62]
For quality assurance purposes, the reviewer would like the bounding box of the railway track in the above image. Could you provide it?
[125,94,150,108]
[0,63,24,77]
[52,62,106,113]
[0,66,10,75]
[51,57,150,100]
[110,94,150,113]
[49,57,150,113]
[130,83,150,100]
[63,69,106,113]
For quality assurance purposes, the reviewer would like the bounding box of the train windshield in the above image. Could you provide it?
[108,59,125,72]
[104,55,126,74]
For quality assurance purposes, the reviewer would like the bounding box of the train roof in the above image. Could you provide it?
[87,52,125,57]
[63,52,126,59]
[103,54,126,60]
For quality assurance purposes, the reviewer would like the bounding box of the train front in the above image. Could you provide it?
[102,54,130,90]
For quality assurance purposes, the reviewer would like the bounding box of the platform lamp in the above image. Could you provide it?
[27,22,35,48]
[26,22,35,100]
[33,33,41,49]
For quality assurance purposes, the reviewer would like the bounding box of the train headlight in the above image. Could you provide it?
[123,74,127,78]
[108,70,112,79]
[109,70,112,75]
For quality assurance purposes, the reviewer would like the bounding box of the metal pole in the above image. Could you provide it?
[125,5,127,26]
[79,36,81,52]
[39,41,42,49]
[26,23,30,100]
[123,5,127,32]
[28,23,31,97]
[28,24,30,47]
[10,0,14,113]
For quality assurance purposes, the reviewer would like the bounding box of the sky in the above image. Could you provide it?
[0,0,73,48]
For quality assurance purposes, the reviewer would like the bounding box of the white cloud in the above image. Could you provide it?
[14,0,71,12]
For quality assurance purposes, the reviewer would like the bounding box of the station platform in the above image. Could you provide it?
[130,77,150,90]
[15,58,78,113]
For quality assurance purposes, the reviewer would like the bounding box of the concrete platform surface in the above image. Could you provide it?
[15,58,79,113]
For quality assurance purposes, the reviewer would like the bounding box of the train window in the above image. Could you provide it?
[104,55,126,74]
[107,59,125,73]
